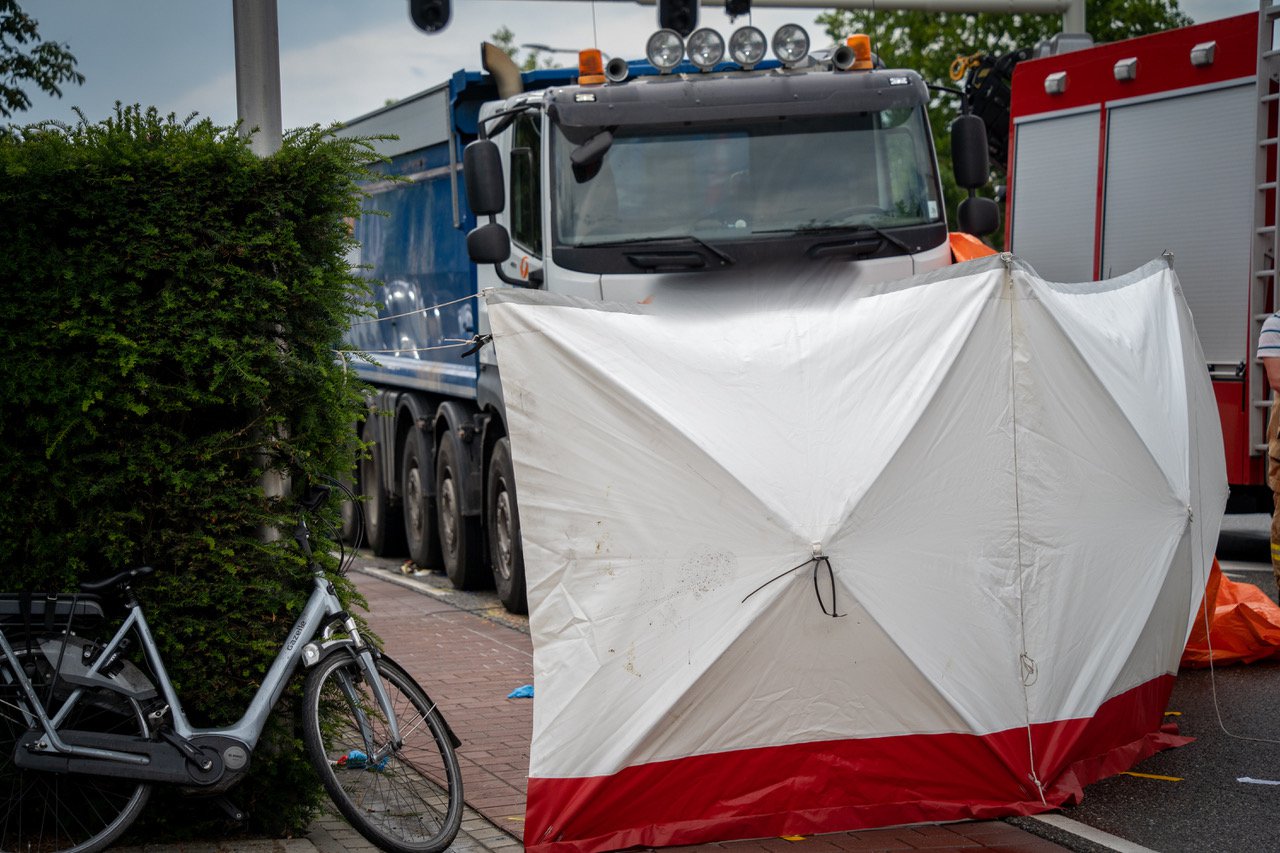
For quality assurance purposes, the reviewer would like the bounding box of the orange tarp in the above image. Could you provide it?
[1181,559,1280,667]
[949,232,998,263]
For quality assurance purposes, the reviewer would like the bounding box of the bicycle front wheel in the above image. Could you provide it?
[302,650,463,853]
[0,636,151,853]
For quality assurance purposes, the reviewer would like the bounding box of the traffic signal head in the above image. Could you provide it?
[409,0,450,33]
[658,0,698,37]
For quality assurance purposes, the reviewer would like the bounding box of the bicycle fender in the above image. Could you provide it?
[40,636,158,702]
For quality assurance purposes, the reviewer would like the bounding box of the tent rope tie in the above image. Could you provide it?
[1019,653,1038,687]
[741,548,845,618]
[1027,769,1048,804]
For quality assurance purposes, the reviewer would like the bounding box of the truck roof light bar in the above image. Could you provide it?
[844,34,874,71]
[687,28,726,70]
[729,26,767,70]
[771,24,809,67]
[579,48,606,85]
[647,28,685,72]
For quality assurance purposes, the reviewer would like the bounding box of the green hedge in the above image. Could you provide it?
[0,106,372,837]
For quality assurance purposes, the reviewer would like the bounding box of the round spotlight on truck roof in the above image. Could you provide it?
[772,24,810,66]
[728,26,767,69]
[646,29,685,72]
[686,28,725,71]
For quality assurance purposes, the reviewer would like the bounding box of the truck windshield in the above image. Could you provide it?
[552,106,942,248]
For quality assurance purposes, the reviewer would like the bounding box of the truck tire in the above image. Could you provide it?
[436,435,487,589]
[402,430,441,569]
[360,419,406,556]
[487,438,528,614]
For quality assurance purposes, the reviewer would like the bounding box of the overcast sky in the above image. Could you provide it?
[14,0,1258,130]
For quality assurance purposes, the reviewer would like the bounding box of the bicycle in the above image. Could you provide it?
[0,484,463,853]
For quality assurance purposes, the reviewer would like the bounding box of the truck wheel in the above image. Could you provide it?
[487,438,528,614]
[401,430,441,569]
[436,436,486,589]
[359,419,405,556]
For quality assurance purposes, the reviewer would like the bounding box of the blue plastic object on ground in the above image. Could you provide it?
[337,749,389,771]
[507,684,534,699]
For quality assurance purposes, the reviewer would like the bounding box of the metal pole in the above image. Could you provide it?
[233,0,283,157]
[1061,0,1085,33]
[233,0,286,535]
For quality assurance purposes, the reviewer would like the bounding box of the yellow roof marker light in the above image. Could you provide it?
[846,34,874,70]
[578,48,606,85]
[729,26,767,70]
[771,24,809,67]
[647,28,685,73]
[687,28,726,71]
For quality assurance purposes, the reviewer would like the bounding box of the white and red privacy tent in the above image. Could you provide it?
[485,255,1227,853]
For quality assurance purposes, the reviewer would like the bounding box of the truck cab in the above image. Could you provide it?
[339,24,995,615]
[472,55,954,304]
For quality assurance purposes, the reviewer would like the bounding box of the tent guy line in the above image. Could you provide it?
[739,548,845,617]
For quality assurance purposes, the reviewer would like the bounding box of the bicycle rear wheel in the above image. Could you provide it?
[302,650,463,853]
[0,636,151,853]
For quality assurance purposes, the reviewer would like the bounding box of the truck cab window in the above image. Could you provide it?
[510,115,543,255]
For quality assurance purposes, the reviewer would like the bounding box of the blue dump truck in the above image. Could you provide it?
[337,23,998,614]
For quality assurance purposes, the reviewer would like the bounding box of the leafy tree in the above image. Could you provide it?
[0,0,83,118]
[817,0,1192,238]
[490,25,556,72]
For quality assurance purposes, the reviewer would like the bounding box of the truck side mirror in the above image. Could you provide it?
[951,114,990,190]
[467,221,511,264]
[957,196,999,237]
[570,130,614,183]
[464,139,505,216]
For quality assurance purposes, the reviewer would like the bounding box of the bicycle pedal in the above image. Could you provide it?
[146,702,171,726]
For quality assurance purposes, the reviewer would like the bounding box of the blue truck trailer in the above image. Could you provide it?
[337,23,997,614]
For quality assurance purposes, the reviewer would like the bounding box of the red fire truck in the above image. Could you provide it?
[1004,7,1271,506]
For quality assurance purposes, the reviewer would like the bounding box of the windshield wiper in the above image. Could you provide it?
[843,224,912,253]
[760,223,915,257]
[589,235,736,269]
[675,234,735,266]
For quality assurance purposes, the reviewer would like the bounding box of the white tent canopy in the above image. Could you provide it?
[486,256,1227,853]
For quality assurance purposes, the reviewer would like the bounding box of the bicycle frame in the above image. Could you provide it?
[4,569,402,768]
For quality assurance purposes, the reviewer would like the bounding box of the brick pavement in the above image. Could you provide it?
[352,569,535,840]
[347,567,1076,853]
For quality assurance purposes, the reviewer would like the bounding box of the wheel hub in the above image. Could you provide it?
[440,477,458,555]
[494,489,513,581]
[406,467,422,535]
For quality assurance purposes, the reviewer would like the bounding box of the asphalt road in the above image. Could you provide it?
[1038,514,1280,853]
